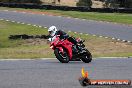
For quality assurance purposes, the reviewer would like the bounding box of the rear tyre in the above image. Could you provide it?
[81,49,92,63]
[54,48,70,63]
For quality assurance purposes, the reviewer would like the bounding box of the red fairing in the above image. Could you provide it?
[58,39,73,59]
[50,36,73,59]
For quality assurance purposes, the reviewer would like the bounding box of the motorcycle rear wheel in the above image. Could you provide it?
[54,48,70,63]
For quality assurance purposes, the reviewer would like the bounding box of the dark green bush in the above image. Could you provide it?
[76,0,92,7]
[103,0,132,8]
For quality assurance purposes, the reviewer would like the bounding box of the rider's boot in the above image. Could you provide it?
[73,45,79,53]
[76,44,85,54]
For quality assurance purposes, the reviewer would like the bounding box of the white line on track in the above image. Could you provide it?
[39,26,42,28]
[105,37,108,39]
[57,16,62,17]
[82,19,86,21]
[4,10,8,11]
[21,23,25,24]
[17,22,20,24]
[75,18,79,20]
[0,57,132,61]
[0,58,55,61]
[67,17,71,19]
[127,41,132,43]
[6,20,9,21]
[22,12,26,14]
[11,21,15,22]
[117,39,121,41]
[27,24,31,25]
[97,57,131,59]
[13,11,17,12]
[99,36,103,38]
[122,40,126,42]
[68,30,71,32]
[112,38,115,40]
[0,19,4,20]
[74,32,77,34]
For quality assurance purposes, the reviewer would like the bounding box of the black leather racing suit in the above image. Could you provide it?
[55,30,77,44]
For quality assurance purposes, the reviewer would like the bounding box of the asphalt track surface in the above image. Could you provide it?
[0,58,132,88]
[0,10,132,41]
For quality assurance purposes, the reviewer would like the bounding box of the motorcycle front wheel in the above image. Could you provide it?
[54,48,70,63]
[81,49,92,63]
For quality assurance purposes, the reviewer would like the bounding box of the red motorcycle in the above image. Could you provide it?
[49,36,92,63]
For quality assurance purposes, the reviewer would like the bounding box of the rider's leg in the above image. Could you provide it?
[67,37,77,45]
[67,37,81,52]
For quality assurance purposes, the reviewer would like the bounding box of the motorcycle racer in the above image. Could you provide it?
[48,26,80,53]
[48,26,92,63]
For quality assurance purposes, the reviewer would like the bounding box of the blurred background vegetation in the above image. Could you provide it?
[0,0,131,8]
[0,0,42,4]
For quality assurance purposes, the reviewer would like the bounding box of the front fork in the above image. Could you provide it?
[56,47,64,54]
[58,46,73,60]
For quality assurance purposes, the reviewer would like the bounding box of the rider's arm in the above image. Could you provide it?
[48,36,56,42]
[56,30,69,39]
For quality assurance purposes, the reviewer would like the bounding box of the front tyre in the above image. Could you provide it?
[54,48,70,63]
[81,49,92,63]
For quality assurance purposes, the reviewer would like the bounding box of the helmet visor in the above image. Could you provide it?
[49,31,53,35]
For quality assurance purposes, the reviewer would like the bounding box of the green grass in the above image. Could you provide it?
[47,10,132,25]
[0,20,55,58]
[0,20,48,48]
[0,46,54,59]
[0,7,132,25]
[0,20,132,59]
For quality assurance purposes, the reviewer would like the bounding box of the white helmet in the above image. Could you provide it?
[48,26,58,37]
